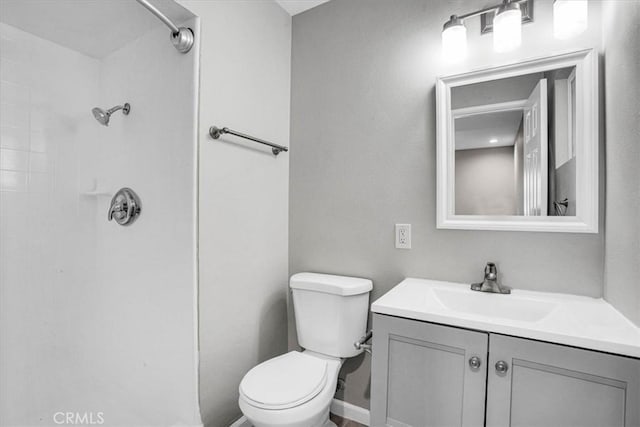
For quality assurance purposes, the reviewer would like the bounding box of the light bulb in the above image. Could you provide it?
[554,0,588,40]
[493,2,522,53]
[442,15,467,63]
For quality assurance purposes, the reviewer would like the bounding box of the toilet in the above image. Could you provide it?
[238,272,373,427]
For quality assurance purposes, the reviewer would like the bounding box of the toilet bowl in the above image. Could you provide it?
[239,351,342,427]
[237,273,373,427]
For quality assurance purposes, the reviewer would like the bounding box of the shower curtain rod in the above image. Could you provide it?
[135,0,194,53]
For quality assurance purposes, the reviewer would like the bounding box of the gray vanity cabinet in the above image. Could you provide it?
[371,314,640,427]
[486,334,640,427]
[370,314,489,427]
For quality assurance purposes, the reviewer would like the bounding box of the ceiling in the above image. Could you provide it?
[0,0,195,58]
[275,0,331,16]
[455,110,524,151]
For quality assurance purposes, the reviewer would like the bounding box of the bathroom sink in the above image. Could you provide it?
[371,278,640,358]
[432,287,557,322]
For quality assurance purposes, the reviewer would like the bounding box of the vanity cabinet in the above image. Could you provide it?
[486,334,640,427]
[371,314,640,427]
[370,315,489,427]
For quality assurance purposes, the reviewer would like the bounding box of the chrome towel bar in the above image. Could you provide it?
[209,126,289,156]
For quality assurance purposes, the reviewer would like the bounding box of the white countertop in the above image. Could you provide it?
[371,278,640,358]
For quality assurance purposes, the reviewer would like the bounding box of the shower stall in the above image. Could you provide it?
[0,1,202,425]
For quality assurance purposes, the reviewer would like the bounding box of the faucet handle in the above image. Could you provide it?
[471,262,510,294]
[485,262,497,280]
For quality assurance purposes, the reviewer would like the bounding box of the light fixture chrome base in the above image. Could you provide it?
[171,28,194,53]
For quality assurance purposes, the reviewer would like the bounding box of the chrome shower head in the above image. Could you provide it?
[92,103,130,126]
[92,107,109,125]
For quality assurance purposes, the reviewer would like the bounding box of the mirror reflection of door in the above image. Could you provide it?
[523,79,548,216]
[452,68,576,217]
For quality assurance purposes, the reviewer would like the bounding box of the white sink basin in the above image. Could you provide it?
[432,287,557,322]
[371,278,640,358]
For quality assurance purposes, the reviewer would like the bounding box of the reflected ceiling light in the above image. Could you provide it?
[490,138,499,143]
[442,15,467,62]
[553,0,588,40]
[493,0,522,52]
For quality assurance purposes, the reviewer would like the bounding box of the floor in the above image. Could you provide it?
[329,413,366,427]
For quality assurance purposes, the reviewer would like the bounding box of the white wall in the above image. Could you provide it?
[178,1,292,426]
[451,73,542,109]
[0,15,202,426]
[602,0,640,326]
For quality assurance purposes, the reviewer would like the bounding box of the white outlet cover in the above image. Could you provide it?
[395,224,411,249]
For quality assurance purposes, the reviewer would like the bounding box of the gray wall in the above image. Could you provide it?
[455,146,517,215]
[555,158,577,216]
[603,0,640,326]
[290,0,605,409]
[546,68,577,216]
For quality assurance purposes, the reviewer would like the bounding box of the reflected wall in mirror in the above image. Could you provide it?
[436,50,598,233]
[453,67,576,216]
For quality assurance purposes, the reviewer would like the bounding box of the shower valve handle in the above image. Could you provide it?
[108,188,141,226]
[108,202,125,221]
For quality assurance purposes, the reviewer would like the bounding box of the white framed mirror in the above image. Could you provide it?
[436,49,598,233]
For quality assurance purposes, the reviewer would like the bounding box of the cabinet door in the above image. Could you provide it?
[487,334,640,427]
[371,314,488,427]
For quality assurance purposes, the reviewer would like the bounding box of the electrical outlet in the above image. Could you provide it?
[395,224,411,249]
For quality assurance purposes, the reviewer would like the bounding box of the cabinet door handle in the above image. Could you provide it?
[495,360,509,375]
[468,356,482,371]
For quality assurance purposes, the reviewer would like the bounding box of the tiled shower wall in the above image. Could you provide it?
[0,19,201,426]
[0,22,101,424]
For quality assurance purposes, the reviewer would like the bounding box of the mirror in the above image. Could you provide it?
[436,49,598,233]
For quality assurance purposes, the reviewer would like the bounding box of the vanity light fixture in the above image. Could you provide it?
[442,15,467,63]
[493,0,522,53]
[442,0,530,61]
[553,0,588,40]
[442,0,589,61]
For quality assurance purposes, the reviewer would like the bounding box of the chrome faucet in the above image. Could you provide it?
[471,262,510,294]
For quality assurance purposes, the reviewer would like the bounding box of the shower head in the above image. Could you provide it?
[92,103,130,126]
[92,107,109,125]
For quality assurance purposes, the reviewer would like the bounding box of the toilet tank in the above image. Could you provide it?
[290,272,373,358]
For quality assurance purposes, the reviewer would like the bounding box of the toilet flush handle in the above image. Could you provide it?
[354,330,373,355]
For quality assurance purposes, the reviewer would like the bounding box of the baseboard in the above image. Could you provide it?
[228,416,251,427]
[330,398,370,426]
[227,400,370,427]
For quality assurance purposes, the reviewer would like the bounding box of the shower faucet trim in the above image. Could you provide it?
[108,188,141,226]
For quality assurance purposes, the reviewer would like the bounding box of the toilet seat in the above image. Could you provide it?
[239,351,328,410]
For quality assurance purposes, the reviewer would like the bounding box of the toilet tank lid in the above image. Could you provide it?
[290,272,373,296]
